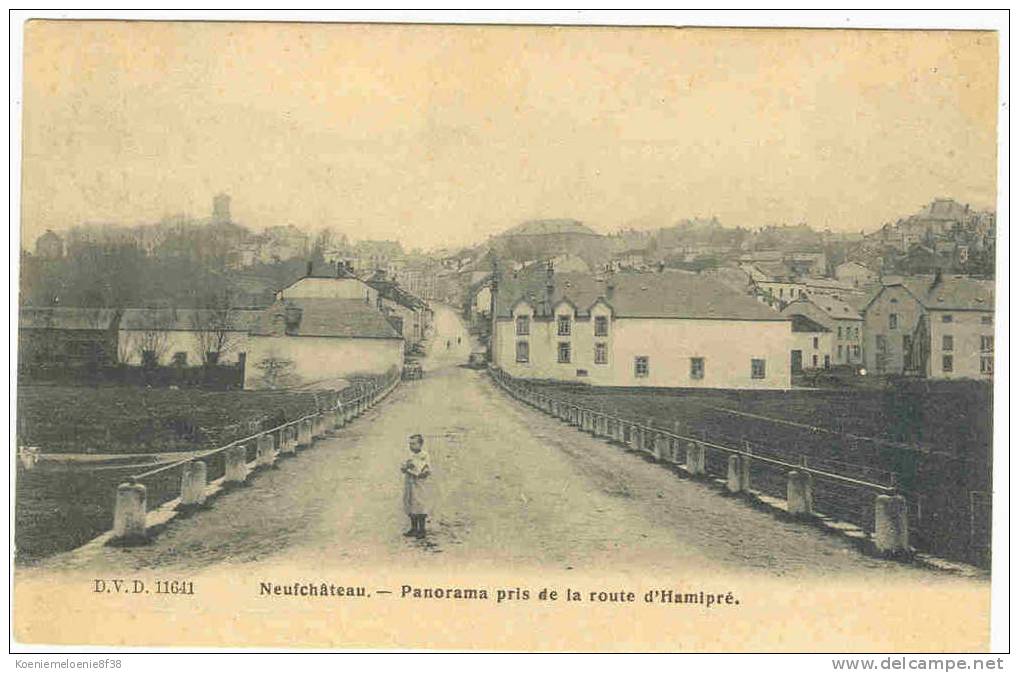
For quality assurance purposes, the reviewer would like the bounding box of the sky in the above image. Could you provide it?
[20,22,999,251]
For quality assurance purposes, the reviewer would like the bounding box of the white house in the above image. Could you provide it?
[243,297,404,390]
[834,261,879,288]
[491,266,792,389]
[118,308,262,366]
[789,314,833,371]
[781,295,864,367]
[283,261,379,305]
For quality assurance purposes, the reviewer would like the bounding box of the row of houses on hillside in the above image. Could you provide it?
[485,262,994,390]
[18,262,432,390]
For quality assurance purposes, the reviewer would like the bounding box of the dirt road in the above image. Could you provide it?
[33,305,972,580]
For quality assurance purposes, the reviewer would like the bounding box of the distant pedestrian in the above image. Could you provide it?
[446,340,451,349]
[457,336,461,345]
[401,434,432,538]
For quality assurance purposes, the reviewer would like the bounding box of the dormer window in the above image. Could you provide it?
[516,315,530,336]
[557,315,571,336]
[594,316,609,336]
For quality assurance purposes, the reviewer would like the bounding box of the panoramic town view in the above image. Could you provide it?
[12,20,1000,652]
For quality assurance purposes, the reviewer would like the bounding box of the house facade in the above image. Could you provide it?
[834,261,879,288]
[491,267,792,389]
[118,308,261,367]
[863,274,994,379]
[781,295,864,367]
[18,307,121,371]
[243,297,404,390]
[789,314,833,371]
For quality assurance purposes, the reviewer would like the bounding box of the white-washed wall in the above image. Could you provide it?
[243,335,403,389]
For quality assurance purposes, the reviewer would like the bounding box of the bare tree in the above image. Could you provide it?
[254,348,299,389]
[191,302,237,365]
[131,308,176,366]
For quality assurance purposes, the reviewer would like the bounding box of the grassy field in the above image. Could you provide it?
[14,377,389,563]
[519,378,993,566]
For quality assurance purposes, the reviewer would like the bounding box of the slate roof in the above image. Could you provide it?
[250,298,403,339]
[119,308,263,332]
[790,314,831,333]
[897,275,995,311]
[19,307,120,330]
[799,294,863,321]
[496,268,786,321]
[500,219,598,237]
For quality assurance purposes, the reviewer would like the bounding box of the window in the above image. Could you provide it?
[634,356,649,378]
[171,352,188,367]
[594,342,608,365]
[902,335,913,369]
[942,335,954,352]
[942,354,954,372]
[515,315,530,336]
[876,334,887,352]
[557,315,571,336]
[751,359,766,379]
[837,344,843,359]
[980,356,993,374]
[594,316,609,336]
[576,369,589,377]
[837,326,843,339]
[981,335,994,352]
[812,337,819,349]
[852,345,861,359]
[981,315,993,325]
[557,342,571,363]
[941,314,953,323]
[690,357,705,380]
[515,341,530,363]
[889,314,898,330]
[812,354,818,367]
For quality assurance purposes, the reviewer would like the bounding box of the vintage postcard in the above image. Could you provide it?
[11,17,1004,653]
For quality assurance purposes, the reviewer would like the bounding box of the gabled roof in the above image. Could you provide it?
[19,307,120,330]
[496,267,785,321]
[119,308,262,332]
[250,298,402,339]
[784,295,862,321]
[896,275,995,311]
[790,314,830,333]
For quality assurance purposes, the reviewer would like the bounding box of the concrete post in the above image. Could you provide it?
[256,433,276,468]
[112,482,147,541]
[280,427,297,456]
[298,419,313,447]
[874,494,909,555]
[628,424,640,451]
[615,420,626,445]
[179,461,207,507]
[336,404,346,428]
[786,471,813,516]
[726,455,744,493]
[686,441,706,476]
[740,450,751,492]
[224,444,249,485]
[652,434,666,462]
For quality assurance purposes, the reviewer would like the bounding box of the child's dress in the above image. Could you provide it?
[402,450,432,516]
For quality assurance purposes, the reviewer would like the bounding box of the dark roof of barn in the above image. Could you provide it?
[250,298,403,339]
[119,308,263,332]
[495,268,786,321]
[790,314,830,333]
[19,307,120,330]
[897,275,995,311]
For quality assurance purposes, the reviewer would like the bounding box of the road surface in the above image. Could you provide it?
[33,305,969,580]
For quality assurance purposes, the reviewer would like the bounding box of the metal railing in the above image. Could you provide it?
[110,369,402,543]
[487,367,911,555]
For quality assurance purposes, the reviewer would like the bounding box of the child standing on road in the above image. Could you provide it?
[401,434,431,538]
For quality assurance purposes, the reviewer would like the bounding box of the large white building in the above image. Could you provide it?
[491,266,793,389]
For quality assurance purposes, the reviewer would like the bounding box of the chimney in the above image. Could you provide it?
[306,260,313,277]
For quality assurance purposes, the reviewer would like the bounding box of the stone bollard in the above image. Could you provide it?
[726,455,745,493]
[256,434,276,468]
[652,434,666,462]
[179,461,208,508]
[224,444,249,485]
[786,471,813,516]
[740,451,752,491]
[281,427,297,456]
[685,441,706,476]
[336,404,346,428]
[298,419,313,447]
[874,494,910,555]
[628,425,640,451]
[112,482,148,542]
[615,420,626,445]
